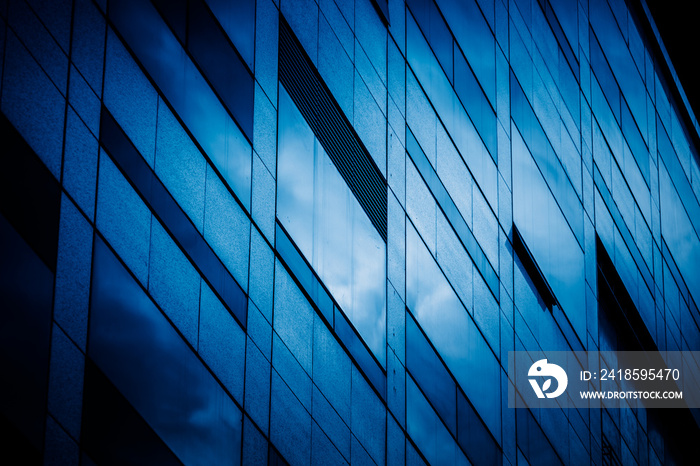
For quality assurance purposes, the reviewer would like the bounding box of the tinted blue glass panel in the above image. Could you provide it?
[457,389,501,466]
[273,258,315,374]
[276,222,334,324]
[96,154,151,285]
[355,0,386,83]
[593,166,653,295]
[103,29,157,167]
[243,338,271,435]
[202,165,251,294]
[187,0,254,139]
[2,31,64,179]
[514,251,547,324]
[277,85,387,367]
[25,0,71,52]
[335,306,387,399]
[72,0,105,95]
[436,0,495,105]
[406,375,467,466]
[63,108,98,219]
[510,73,583,246]
[590,32,620,122]
[406,12,497,166]
[406,122,499,300]
[406,313,457,433]
[53,195,92,351]
[68,64,100,137]
[148,221,200,347]
[350,365,386,464]
[589,0,646,134]
[431,8,453,83]
[512,126,586,340]
[406,224,500,438]
[513,252,572,353]
[406,0,453,82]
[151,0,187,42]
[659,165,700,307]
[89,237,243,466]
[454,46,496,156]
[10,0,68,94]
[249,227,275,321]
[621,97,649,185]
[517,408,562,465]
[311,421,346,466]
[591,82,625,178]
[549,0,577,53]
[272,333,312,411]
[657,118,700,240]
[100,107,247,326]
[270,372,311,466]
[109,0,252,211]
[313,317,352,426]
[154,101,206,232]
[205,0,255,70]
[242,417,268,466]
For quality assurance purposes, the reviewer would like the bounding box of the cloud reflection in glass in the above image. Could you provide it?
[277,85,387,367]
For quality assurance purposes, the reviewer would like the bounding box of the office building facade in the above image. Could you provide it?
[1,0,699,463]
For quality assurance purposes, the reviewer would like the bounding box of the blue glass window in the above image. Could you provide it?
[406,224,500,439]
[89,237,243,466]
[512,125,586,340]
[277,85,387,367]
[406,313,456,433]
[204,0,255,71]
[406,375,468,466]
[436,0,495,105]
[99,107,247,326]
[406,11,497,167]
[510,73,583,246]
[659,165,700,307]
[108,0,252,211]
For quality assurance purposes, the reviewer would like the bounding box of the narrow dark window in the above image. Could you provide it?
[512,223,558,311]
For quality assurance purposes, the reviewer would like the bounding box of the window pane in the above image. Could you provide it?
[406,224,500,439]
[512,125,586,339]
[89,237,243,466]
[277,85,387,367]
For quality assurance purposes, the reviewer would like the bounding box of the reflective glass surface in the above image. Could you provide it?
[406,375,467,466]
[659,165,700,305]
[89,237,243,466]
[512,125,586,339]
[436,0,496,105]
[406,14,498,208]
[277,85,387,367]
[406,313,456,433]
[109,0,252,211]
[406,224,500,438]
[204,0,255,71]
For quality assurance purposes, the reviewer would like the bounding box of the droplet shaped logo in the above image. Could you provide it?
[528,359,568,399]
